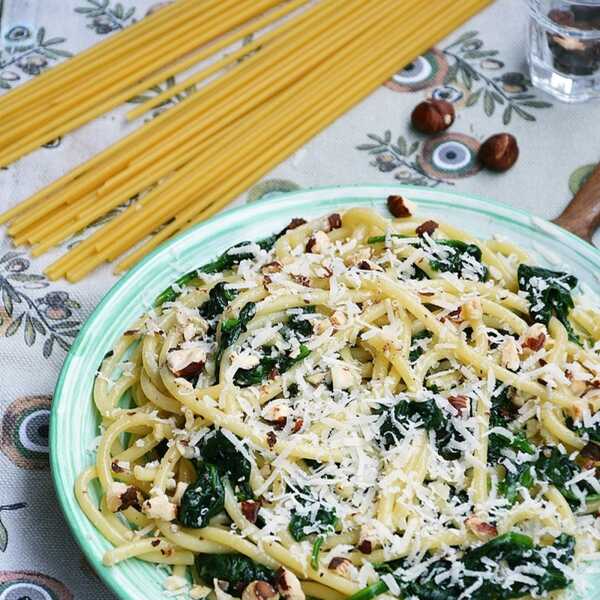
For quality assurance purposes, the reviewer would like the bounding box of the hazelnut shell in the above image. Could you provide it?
[411,100,455,134]
[478,133,519,172]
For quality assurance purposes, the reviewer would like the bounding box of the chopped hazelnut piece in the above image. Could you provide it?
[465,516,497,540]
[387,195,412,218]
[415,220,439,237]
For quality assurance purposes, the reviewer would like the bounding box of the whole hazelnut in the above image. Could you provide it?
[411,99,455,134]
[478,133,519,172]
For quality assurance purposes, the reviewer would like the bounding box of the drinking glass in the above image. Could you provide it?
[527,0,600,102]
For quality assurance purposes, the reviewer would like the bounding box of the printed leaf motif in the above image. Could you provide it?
[52,320,82,330]
[5,313,24,337]
[0,516,7,553]
[0,252,21,265]
[30,316,46,335]
[43,336,54,359]
[453,31,479,45]
[24,314,36,346]
[442,30,552,124]
[357,130,448,188]
[396,136,408,156]
[513,105,535,121]
[37,27,46,45]
[491,90,505,104]
[519,100,552,108]
[7,273,46,283]
[444,62,459,85]
[483,90,495,116]
[466,88,482,106]
[2,285,14,317]
[459,67,472,90]
[2,285,21,316]
[43,37,67,46]
[56,337,71,352]
[462,50,499,59]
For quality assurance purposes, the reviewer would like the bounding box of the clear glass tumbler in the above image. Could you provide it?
[527,0,600,102]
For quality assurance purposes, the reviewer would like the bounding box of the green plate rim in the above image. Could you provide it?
[50,183,600,600]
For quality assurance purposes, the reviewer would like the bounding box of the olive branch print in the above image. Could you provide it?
[0,252,82,358]
[357,131,445,188]
[0,502,27,552]
[0,26,72,90]
[75,0,136,34]
[442,31,552,124]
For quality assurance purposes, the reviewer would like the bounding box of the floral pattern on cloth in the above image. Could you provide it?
[0,252,82,358]
[0,1,598,599]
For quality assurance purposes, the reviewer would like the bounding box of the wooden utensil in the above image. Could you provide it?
[552,162,600,243]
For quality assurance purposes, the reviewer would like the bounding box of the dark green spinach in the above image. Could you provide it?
[379,398,462,460]
[155,225,296,306]
[488,386,535,464]
[566,416,600,445]
[178,463,224,528]
[350,532,575,600]
[195,553,275,596]
[289,492,338,541]
[408,330,433,362]
[498,445,596,506]
[428,240,487,281]
[199,282,239,321]
[214,301,256,380]
[368,236,487,281]
[199,430,253,500]
[282,306,316,340]
[234,344,311,387]
[517,265,579,343]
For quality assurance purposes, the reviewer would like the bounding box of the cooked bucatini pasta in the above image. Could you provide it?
[78,201,600,600]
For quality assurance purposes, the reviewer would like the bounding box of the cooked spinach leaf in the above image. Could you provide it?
[566,416,600,444]
[214,301,256,380]
[282,306,316,340]
[234,344,311,387]
[199,282,239,321]
[498,445,596,506]
[408,330,432,362]
[368,236,486,281]
[428,240,487,281]
[155,271,199,306]
[289,490,338,541]
[379,398,463,460]
[498,462,536,506]
[200,430,253,500]
[351,532,575,600]
[488,386,535,464]
[155,228,288,306]
[178,463,224,528]
[195,552,275,596]
[517,264,579,343]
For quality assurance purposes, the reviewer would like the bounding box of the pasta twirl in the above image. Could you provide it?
[78,204,600,600]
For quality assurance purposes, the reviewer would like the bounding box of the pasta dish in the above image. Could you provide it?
[76,200,600,600]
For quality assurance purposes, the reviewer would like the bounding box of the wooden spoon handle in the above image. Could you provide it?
[552,162,600,243]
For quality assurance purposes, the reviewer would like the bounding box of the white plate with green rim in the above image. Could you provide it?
[50,184,600,600]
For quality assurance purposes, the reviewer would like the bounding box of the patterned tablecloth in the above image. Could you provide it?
[1,0,600,598]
